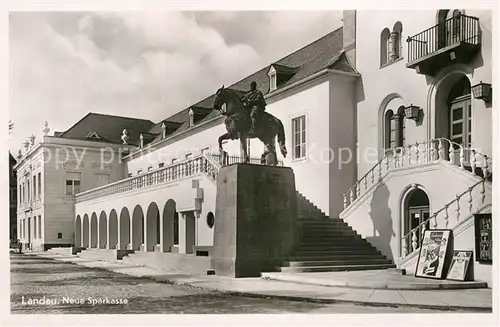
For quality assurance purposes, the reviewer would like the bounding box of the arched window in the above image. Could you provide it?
[384,107,406,152]
[437,9,465,48]
[380,28,390,66]
[397,106,406,147]
[390,22,403,60]
[384,109,395,150]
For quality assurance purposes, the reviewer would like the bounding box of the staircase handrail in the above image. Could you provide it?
[400,172,491,257]
[342,137,493,211]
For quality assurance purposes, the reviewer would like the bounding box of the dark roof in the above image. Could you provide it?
[271,63,300,75]
[58,113,156,145]
[147,26,354,144]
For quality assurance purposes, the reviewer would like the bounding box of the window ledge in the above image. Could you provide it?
[380,56,404,69]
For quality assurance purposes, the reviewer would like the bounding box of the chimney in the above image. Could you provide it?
[342,10,356,68]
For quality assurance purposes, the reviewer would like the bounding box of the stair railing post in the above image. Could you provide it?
[438,138,445,160]
[471,149,477,174]
[482,155,489,177]
[411,230,418,252]
[459,145,465,169]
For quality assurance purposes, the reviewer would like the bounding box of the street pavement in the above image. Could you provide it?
[10,253,453,314]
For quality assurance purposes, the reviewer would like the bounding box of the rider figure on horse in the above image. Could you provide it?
[241,81,266,133]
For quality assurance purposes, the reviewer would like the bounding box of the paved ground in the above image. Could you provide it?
[10,253,452,314]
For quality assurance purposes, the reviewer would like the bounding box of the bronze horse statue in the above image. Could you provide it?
[213,85,287,165]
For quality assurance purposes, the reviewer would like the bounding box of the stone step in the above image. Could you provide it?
[300,226,354,233]
[300,233,362,240]
[296,243,376,250]
[293,249,382,256]
[298,241,372,248]
[300,222,350,228]
[284,258,392,267]
[290,253,388,261]
[280,263,396,273]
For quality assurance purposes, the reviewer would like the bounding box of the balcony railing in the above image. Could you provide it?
[210,153,283,167]
[407,14,480,64]
[75,152,283,204]
[76,154,219,203]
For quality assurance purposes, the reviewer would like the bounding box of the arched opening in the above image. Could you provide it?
[403,187,430,254]
[146,202,160,251]
[82,214,89,248]
[434,73,472,162]
[131,205,144,250]
[448,75,472,147]
[380,28,390,66]
[384,109,395,151]
[119,207,130,250]
[108,209,118,250]
[390,21,403,61]
[99,211,107,249]
[162,199,176,252]
[90,213,98,248]
[75,215,82,247]
[437,9,465,49]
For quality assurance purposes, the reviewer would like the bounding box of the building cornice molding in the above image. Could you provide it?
[124,69,360,161]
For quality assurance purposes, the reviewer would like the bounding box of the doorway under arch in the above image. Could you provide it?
[402,187,430,254]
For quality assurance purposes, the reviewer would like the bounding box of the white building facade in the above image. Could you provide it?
[15,10,493,284]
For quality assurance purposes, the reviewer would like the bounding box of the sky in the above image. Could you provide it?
[8,11,343,153]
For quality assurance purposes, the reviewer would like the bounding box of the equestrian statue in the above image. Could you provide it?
[213,81,287,165]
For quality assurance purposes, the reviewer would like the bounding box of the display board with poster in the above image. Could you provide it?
[474,213,492,264]
[415,229,452,279]
[446,250,473,281]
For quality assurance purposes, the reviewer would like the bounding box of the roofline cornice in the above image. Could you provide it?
[124,68,361,161]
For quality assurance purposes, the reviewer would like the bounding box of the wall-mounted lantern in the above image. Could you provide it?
[471,81,492,102]
[404,104,420,121]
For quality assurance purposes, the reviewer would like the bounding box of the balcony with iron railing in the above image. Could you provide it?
[406,14,481,75]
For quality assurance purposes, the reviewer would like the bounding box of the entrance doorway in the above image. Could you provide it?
[448,76,472,164]
[403,188,430,254]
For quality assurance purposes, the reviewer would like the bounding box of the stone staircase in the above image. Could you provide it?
[278,192,395,273]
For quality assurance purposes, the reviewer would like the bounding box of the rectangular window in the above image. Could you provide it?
[185,153,192,160]
[38,173,41,197]
[158,162,165,168]
[33,175,37,200]
[128,173,133,178]
[390,118,396,149]
[201,147,210,154]
[27,181,30,202]
[147,166,153,172]
[34,218,37,239]
[137,169,142,175]
[292,115,306,159]
[65,172,81,196]
[57,232,62,239]
[38,216,42,239]
[171,158,177,164]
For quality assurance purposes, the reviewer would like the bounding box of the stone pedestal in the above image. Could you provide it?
[210,164,298,277]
